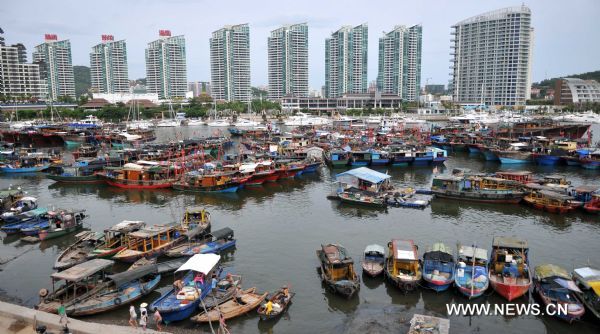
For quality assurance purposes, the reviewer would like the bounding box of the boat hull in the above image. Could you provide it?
[490,279,530,301]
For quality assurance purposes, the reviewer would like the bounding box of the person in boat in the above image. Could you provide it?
[264,299,273,315]
[194,272,205,287]
[502,260,519,278]
[279,286,290,304]
[211,274,218,295]
[128,304,137,328]
[234,286,246,305]
[173,279,184,292]
[201,209,207,222]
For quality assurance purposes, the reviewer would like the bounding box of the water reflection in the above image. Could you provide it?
[384,282,420,309]
[361,274,384,290]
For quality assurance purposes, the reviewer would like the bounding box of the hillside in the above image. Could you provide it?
[534,70,600,88]
[74,65,91,97]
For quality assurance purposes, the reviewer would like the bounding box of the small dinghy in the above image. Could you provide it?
[257,286,295,321]
[360,244,385,277]
[191,287,267,323]
[54,231,103,270]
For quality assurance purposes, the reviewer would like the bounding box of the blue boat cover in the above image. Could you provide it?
[336,167,391,184]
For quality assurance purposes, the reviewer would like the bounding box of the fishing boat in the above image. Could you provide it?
[199,273,242,309]
[239,161,278,185]
[37,259,114,314]
[191,287,268,323]
[65,263,161,316]
[71,144,99,159]
[88,220,146,259]
[38,209,87,241]
[324,150,350,167]
[492,143,532,164]
[349,151,372,166]
[454,245,489,299]
[431,174,526,203]
[0,156,51,173]
[533,264,586,323]
[274,160,305,178]
[181,207,211,232]
[179,228,236,257]
[389,146,415,166]
[422,243,455,292]
[100,162,179,189]
[369,150,391,166]
[257,287,295,321]
[360,244,385,277]
[1,197,38,222]
[54,231,104,270]
[150,253,222,323]
[523,190,580,214]
[385,239,422,292]
[335,167,392,207]
[0,188,24,214]
[172,170,247,193]
[495,171,535,184]
[572,267,600,321]
[583,193,600,214]
[112,224,185,263]
[46,166,101,183]
[579,149,600,169]
[1,208,48,234]
[488,237,531,301]
[316,244,360,298]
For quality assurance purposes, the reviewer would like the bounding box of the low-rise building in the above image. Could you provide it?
[554,78,600,105]
[281,92,403,113]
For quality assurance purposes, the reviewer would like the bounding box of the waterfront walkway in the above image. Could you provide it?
[0,301,166,334]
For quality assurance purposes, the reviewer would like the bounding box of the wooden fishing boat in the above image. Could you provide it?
[65,264,161,316]
[1,196,38,222]
[172,171,248,193]
[454,245,489,299]
[492,143,532,164]
[583,193,600,214]
[0,156,51,173]
[257,287,295,321]
[316,244,360,298]
[191,287,267,323]
[533,264,585,323]
[54,231,103,270]
[37,259,114,314]
[349,151,372,166]
[182,207,211,232]
[151,254,222,323]
[369,150,391,166]
[99,162,179,189]
[324,150,350,167]
[239,161,278,185]
[431,174,526,204]
[71,143,99,159]
[360,244,385,277]
[112,224,186,263]
[201,274,242,309]
[523,190,580,213]
[1,208,48,233]
[389,147,415,166]
[38,210,87,241]
[46,166,101,184]
[572,267,600,321]
[274,160,305,178]
[422,243,455,292]
[88,220,146,259]
[385,239,422,292]
[488,237,531,301]
[495,171,535,184]
[179,227,236,257]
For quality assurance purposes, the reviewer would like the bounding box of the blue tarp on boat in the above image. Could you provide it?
[336,167,391,184]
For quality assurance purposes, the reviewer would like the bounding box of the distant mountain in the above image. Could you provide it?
[534,70,600,88]
[74,65,91,97]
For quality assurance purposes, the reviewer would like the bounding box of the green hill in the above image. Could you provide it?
[74,65,91,97]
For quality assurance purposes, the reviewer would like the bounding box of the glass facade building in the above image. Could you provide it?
[145,31,187,100]
[33,35,75,100]
[268,23,308,99]
[90,36,129,94]
[210,24,251,102]
[325,24,368,98]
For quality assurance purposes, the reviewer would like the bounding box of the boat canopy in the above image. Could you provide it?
[175,253,221,274]
[573,267,600,295]
[554,278,582,293]
[458,246,488,261]
[364,244,385,256]
[129,224,177,239]
[123,163,144,170]
[108,264,158,287]
[535,264,570,280]
[336,167,391,185]
[391,239,417,260]
[321,244,352,264]
[492,237,528,249]
[51,259,113,282]
[423,250,453,262]
[210,227,234,240]
[108,220,145,232]
[184,224,208,239]
[19,196,37,202]
[539,190,574,201]
[574,185,600,193]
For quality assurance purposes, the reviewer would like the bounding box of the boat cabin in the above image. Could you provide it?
[542,174,570,186]
[495,171,534,184]
[387,240,420,279]
[457,245,488,268]
[336,167,392,193]
[111,162,177,182]
[527,190,577,208]
[318,244,356,282]
[183,207,211,229]
[122,224,182,255]
[46,209,86,229]
[103,220,146,249]
[490,237,530,278]
[432,175,520,192]
[571,185,600,203]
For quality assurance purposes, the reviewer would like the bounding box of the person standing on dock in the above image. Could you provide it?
[153,307,163,331]
[128,304,137,328]
[57,301,68,328]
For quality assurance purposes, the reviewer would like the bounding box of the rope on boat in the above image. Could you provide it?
[199,296,216,334]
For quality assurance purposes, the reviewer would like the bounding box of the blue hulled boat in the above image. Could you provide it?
[1,208,48,234]
[422,243,455,292]
[150,253,222,323]
[180,228,236,256]
[454,245,489,298]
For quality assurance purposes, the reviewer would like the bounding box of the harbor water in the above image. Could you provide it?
[0,125,599,334]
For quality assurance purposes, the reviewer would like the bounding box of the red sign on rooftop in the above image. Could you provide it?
[101,34,114,42]
[44,34,58,41]
[159,30,171,37]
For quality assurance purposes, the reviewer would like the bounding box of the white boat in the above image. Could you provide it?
[186,119,205,126]
[233,118,260,127]
[207,119,231,127]
[553,111,600,124]
[284,112,330,126]
[365,116,382,124]
[449,112,500,125]
[156,119,181,127]
[127,120,154,129]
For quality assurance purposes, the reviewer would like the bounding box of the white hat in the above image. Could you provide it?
[140,302,148,308]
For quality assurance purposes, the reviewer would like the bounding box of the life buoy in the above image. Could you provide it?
[114,297,122,305]
[39,288,48,297]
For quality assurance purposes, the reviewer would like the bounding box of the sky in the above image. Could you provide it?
[2,0,599,90]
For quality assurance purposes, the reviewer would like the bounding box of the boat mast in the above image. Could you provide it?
[470,244,476,298]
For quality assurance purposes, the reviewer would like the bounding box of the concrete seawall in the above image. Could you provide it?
[0,301,166,334]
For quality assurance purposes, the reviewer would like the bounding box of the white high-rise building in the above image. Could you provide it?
[145,30,187,100]
[450,6,534,106]
[268,23,308,99]
[377,25,422,101]
[0,28,45,100]
[210,24,251,102]
[33,34,75,100]
[90,35,129,94]
[325,24,368,98]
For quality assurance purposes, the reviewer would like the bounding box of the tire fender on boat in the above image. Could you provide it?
[114,297,122,305]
